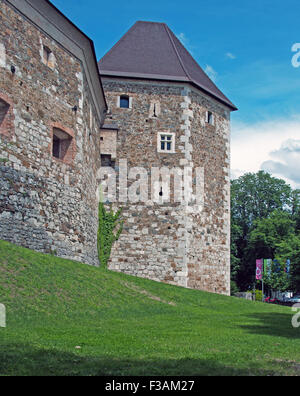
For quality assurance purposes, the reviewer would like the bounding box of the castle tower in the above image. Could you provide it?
[0,0,106,266]
[99,21,237,295]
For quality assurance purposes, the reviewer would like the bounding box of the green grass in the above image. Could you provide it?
[0,240,299,376]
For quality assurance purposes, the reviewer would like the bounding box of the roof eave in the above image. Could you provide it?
[100,70,237,111]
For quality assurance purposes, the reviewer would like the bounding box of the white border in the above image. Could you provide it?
[157,132,176,154]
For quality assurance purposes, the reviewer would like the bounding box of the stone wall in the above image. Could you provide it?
[0,0,103,266]
[100,128,117,159]
[187,89,231,295]
[102,78,231,295]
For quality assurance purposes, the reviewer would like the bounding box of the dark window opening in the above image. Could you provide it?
[101,154,115,168]
[52,135,60,158]
[207,111,214,125]
[120,95,130,109]
[43,46,52,66]
[52,128,72,160]
[0,99,10,127]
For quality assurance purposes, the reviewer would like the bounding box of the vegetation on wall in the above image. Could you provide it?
[0,140,9,163]
[97,201,123,269]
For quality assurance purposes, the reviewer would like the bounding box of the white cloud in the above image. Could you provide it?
[226,52,236,60]
[204,64,218,82]
[176,32,194,55]
[261,139,300,187]
[231,116,300,188]
[177,33,187,44]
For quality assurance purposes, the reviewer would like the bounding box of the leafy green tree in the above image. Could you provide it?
[248,210,295,259]
[231,171,293,290]
[263,260,290,293]
[291,190,300,231]
[231,171,292,238]
[275,235,300,292]
[230,223,242,293]
[235,210,294,291]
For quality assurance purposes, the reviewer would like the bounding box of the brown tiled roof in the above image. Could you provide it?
[98,21,237,111]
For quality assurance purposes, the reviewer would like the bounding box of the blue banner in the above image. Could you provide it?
[273,259,281,274]
[286,259,291,275]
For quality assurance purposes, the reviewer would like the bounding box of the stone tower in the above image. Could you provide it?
[0,0,106,266]
[99,21,237,295]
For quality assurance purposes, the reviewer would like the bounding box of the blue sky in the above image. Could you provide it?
[51,0,300,188]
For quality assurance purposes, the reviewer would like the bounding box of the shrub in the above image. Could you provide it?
[97,201,123,269]
[255,289,263,302]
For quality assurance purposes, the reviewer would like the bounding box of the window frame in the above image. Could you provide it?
[118,95,132,109]
[50,123,75,166]
[157,132,176,154]
[206,111,215,126]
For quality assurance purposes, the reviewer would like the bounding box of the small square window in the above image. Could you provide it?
[101,154,115,168]
[120,95,130,109]
[158,132,175,153]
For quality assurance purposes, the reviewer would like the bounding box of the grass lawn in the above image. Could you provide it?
[0,239,299,376]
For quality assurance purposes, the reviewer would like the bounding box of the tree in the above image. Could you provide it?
[231,171,293,291]
[231,171,292,238]
[263,260,290,294]
[291,190,300,231]
[248,210,295,260]
[230,223,242,294]
[275,235,300,292]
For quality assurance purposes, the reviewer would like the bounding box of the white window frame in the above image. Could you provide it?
[157,132,176,154]
[117,95,132,109]
[206,111,214,125]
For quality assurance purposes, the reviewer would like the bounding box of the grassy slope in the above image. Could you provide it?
[0,240,299,376]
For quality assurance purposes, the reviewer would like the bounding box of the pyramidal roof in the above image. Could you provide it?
[98,21,237,111]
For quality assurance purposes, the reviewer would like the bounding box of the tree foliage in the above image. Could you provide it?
[231,171,292,237]
[231,171,300,293]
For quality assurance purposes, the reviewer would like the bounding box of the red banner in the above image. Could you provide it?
[256,259,263,280]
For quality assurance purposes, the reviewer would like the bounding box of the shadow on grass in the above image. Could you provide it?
[0,343,293,376]
[240,312,300,339]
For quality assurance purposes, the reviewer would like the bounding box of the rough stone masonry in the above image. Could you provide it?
[99,21,237,295]
[0,0,106,266]
[0,2,236,295]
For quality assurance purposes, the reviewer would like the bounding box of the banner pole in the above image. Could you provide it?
[262,258,264,302]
